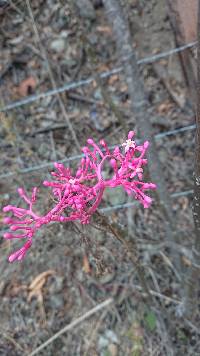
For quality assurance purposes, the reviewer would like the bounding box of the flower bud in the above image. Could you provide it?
[128,131,135,139]
[3,205,12,212]
[87,138,94,144]
[17,188,24,196]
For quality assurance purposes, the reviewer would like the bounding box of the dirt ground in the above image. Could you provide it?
[0,0,198,355]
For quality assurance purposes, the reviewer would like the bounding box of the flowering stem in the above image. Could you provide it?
[94,210,154,304]
[3,132,156,262]
[88,186,105,215]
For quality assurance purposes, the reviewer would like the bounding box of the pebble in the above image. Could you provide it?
[75,0,96,20]
[49,276,64,294]
[98,329,119,350]
[50,38,66,53]
[49,295,64,309]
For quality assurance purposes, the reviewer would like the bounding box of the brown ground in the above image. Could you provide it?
[0,1,198,355]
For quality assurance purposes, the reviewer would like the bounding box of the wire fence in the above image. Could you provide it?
[0,123,195,180]
[0,40,195,217]
[0,189,193,236]
[0,123,194,217]
[101,189,193,213]
[0,41,196,113]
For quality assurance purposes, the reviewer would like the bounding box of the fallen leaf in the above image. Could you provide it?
[120,84,128,93]
[157,100,173,114]
[182,256,192,267]
[97,64,110,73]
[28,270,55,301]
[96,26,112,35]
[17,76,36,97]
[108,74,119,85]
[29,270,55,290]
[83,254,91,274]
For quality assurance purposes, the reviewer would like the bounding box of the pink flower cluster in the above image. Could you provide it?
[3,132,156,262]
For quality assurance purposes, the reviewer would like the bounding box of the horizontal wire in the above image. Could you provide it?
[0,41,196,113]
[0,189,194,236]
[0,123,195,180]
[155,124,195,139]
[100,190,193,213]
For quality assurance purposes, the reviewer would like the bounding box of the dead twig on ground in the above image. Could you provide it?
[29,298,113,356]
[93,210,175,355]
[25,0,81,151]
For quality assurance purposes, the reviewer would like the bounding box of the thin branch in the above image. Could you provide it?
[29,298,113,356]
[25,0,81,150]
[0,124,195,180]
[94,211,175,355]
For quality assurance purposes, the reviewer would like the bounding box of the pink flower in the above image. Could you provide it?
[3,132,156,262]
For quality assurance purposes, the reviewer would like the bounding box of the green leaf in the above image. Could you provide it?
[144,311,156,332]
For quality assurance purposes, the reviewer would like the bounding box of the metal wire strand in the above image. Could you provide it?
[100,190,193,213]
[0,42,196,113]
[0,189,193,236]
[0,123,195,180]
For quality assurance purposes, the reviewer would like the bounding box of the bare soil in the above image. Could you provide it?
[0,1,197,355]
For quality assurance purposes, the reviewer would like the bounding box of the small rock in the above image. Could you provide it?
[63,58,77,68]
[8,35,24,45]
[75,0,96,20]
[49,295,64,309]
[105,330,119,344]
[98,330,119,350]
[88,33,98,45]
[98,335,109,349]
[50,38,66,52]
[60,30,70,38]
[100,273,115,285]
[49,276,64,294]
[94,88,102,100]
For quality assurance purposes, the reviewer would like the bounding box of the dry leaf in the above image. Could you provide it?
[182,256,192,267]
[96,26,112,35]
[83,254,91,274]
[157,101,173,114]
[28,270,55,301]
[108,74,119,85]
[97,64,110,73]
[29,270,55,290]
[120,84,128,93]
[17,76,36,97]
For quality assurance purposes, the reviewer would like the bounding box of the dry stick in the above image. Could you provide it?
[102,0,181,272]
[29,298,113,356]
[184,0,200,319]
[25,0,81,151]
[83,310,108,356]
